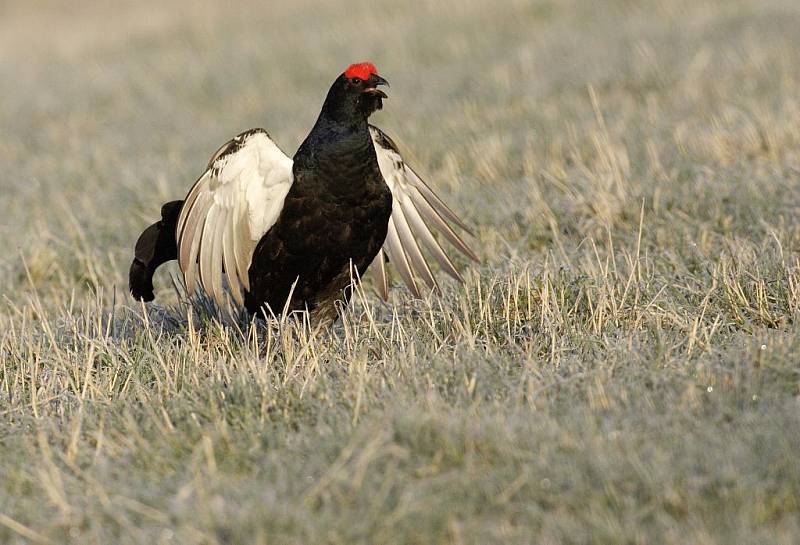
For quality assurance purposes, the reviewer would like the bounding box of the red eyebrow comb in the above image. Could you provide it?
[344,62,378,80]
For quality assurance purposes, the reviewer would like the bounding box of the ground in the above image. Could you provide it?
[1,0,800,543]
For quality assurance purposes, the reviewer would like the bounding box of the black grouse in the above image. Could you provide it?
[129,62,477,323]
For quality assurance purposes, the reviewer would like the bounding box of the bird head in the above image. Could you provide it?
[321,62,390,122]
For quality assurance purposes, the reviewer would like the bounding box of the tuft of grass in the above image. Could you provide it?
[2,0,800,543]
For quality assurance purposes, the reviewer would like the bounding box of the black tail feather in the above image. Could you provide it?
[129,200,183,302]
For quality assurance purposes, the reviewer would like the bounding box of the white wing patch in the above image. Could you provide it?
[176,129,294,309]
[369,125,478,299]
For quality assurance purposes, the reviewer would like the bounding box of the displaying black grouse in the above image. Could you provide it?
[129,62,478,323]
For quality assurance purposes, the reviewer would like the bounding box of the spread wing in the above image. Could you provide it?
[176,128,294,309]
[369,125,479,299]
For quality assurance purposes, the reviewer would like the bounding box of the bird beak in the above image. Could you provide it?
[363,74,389,99]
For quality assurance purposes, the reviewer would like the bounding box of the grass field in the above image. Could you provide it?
[2,0,800,543]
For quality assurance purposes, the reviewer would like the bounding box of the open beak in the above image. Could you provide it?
[363,74,389,99]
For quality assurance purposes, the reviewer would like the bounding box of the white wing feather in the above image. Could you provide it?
[176,129,293,309]
[370,125,478,299]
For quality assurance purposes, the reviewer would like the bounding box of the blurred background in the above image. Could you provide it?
[1,0,799,299]
[2,1,800,543]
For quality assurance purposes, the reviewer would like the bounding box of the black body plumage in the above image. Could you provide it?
[245,112,392,319]
[246,73,392,319]
[130,71,392,321]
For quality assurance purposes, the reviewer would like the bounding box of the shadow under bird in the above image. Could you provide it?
[129,62,478,324]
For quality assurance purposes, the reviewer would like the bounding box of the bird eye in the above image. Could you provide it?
[351,77,362,84]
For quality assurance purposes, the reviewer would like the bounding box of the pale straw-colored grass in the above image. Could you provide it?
[1,0,800,543]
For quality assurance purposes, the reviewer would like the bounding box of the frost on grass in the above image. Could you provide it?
[2,1,800,544]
